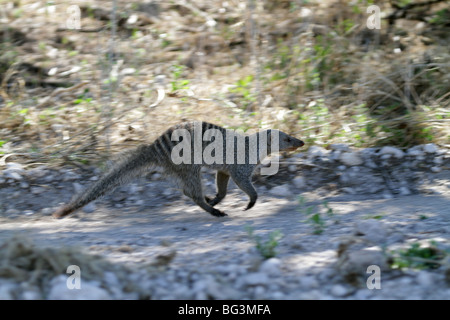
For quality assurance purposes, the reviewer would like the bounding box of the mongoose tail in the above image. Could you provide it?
[53,144,154,218]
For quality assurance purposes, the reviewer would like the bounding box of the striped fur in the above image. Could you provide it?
[53,121,304,218]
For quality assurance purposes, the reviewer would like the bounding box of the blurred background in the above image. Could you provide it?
[0,0,449,167]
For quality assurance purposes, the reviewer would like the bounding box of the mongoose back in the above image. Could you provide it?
[53,121,304,218]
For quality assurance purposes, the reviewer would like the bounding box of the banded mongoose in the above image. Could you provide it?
[53,121,304,218]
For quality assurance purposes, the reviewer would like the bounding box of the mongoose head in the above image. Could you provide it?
[267,130,304,153]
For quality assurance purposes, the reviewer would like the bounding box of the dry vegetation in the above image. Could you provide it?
[0,0,449,168]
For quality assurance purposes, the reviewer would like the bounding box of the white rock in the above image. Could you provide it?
[329,144,350,152]
[308,146,328,158]
[193,276,226,299]
[354,220,388,244]
[242,272,269,286]
[40,207,54,215]
[340,152,364,166]
[31,187,46,195]
[0,281,17,300]
[416,271,435,287]
[379,146,404,159]
[5,208,20,215]
[269,184,292,196]
[48,276,111,300]
[423,143,438,153]
[23,210,35,216]
[4,170,23,181]
[5,162,24,171]
[407,147,424,157]
[259,258,281,275]
[330,284,350,297]
[434,157,443,165]
[399,186,411,196]
[20,181,29,188]
[430,166,441,173]
[292,176,306,189]
[299,276,319,289]
[72,182,84,193]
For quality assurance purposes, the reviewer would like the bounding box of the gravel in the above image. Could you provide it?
[0,143,449,300]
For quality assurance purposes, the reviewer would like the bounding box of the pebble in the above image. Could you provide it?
[340,152,364,166]
[242,272,269,286]
[269,185,292,197]
[48,276,112,300]
[379,146,404,159]
[259,258,281,275]
[354,220,388,244]
[0,143,449,301]
[330,284,351,297]
[292,176,306,189]
[423,143,438,153]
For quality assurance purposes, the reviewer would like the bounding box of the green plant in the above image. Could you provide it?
[298,196,334,235]
[245,226,283,259]
[73,89,92,105]
[229,75,256,109]
[170,65,190,92]
[389,241,446,270]
[0,140,6,155]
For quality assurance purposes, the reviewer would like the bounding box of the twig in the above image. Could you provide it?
[35,81,89,108]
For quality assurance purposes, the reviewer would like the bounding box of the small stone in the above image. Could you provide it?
[308,146,328,158]
[416,271,434,287]
[430,166,441,173]
[5,208,20,216]
[23,210,35,216]
[330,284,350,297]
[330,144,350,152]
[292,176,306,189]
[299,276,319,289]
[40,207,54,215]
[423,143,438,153]
[72,182,84,193]
[31,186,46,194]
[48,276,111,300]
[269,184,292,197]
[399,186,411,196]
[379,146,404,159]
[354,220,388,244]
[259,258,281,275]
[407,147,424,157]
[0,281,17,299]
[342,187,356,194]
[4,171,23,181]
[434,157,443,165]
[340,152,364,166]
[242,272,269,286]
[20,181,29,188]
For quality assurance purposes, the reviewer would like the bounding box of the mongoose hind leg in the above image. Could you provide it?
[180,169,227,217]
[205,171,230,207]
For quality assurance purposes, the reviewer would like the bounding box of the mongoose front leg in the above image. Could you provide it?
[231,174,258,211]
[206,171,230,207]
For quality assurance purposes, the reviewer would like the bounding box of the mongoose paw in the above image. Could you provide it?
[210,208,227,217]
[205,196,214,205]
[243,202,256,211]
[205,196,220,207]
